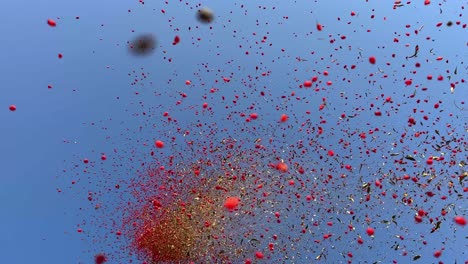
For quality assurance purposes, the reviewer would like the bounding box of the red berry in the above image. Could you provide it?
[47,19,56,27]
[454,216,466,226]
[366,227,375,236]
[154,140,164,148]
[95,253,108,264]
[224,197,240,210]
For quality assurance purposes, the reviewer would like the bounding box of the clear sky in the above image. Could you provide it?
[0,0,467,263]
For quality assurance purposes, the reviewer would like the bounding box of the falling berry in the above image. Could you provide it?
[94,253,108,264]
[172,35,181,45]
[316,23,323,31]
[280,114,288,122]
[255,251,264,259]
[454,216,466,226]
[224,197,240,210]
[366,227,375,236]
[369,56,376,64]
[154,140,164,148]
[47,19,56,27]
[9,105,16,111]
[276,162,288,173]
[250,113,258,120]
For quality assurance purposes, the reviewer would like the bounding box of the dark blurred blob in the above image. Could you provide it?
[197,7,214,24]
[446,21,453,27]
[129,34,157,56]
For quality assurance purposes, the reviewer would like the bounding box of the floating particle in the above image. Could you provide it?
[197,7,214,24]
[276,162,288,173]
[255,251,264,259]
[224,196,240,210]
[366,227,375,236]
[94,253,108,264]
[369,56,376,64]
[172,35,180,45]
[129,34,157,56]
[446,21,453,27]
[47,19,56,27]
[316,23,323,31]
[9,105,16,111]
[454,216,466,226]
[154,140,164,148]
[280,114,288,122]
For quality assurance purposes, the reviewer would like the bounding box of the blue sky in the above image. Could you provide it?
[1,0,467,263]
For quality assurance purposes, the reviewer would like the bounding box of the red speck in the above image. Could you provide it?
[9,105,16,111]
[327,150,335,157]
[47,19,56,27]
[454,216,466,226]
[224,197,240,210]
[255,251,264,259]
[155,140,164,148]
[94,253,108,264]
[276,162,288,173]
[369,56,376,64]
[303,80,312,87]
[83,159,89,164]
[172,35,180,45]
[280,114,288,122]
[366,227,375,236]
[357,237,364,244]
[101,154,107,161]
[424,0,430,5]
[316,23,323,31]
[415,215,423,223]
[433,250,442,258]
[58,53,63,59]
[250,113,258,120]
